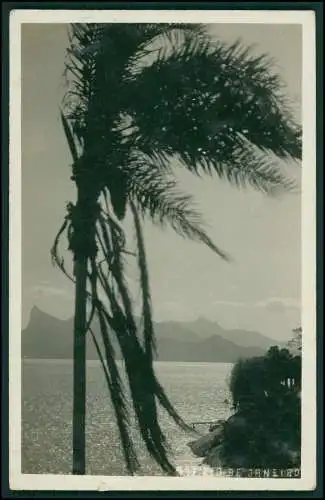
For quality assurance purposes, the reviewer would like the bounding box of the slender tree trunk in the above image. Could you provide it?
[72,253,88,474]
[71,179,99,475]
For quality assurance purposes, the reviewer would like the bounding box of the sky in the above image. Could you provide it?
[21,23,302,340]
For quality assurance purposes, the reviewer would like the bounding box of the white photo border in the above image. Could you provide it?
[9,8,317,492]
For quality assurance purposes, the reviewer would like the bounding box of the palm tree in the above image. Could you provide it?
[52,23,301,476]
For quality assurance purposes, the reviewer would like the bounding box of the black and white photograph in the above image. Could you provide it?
[9,9,316,491]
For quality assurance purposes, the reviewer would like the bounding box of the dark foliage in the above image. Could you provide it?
[219,346,301,469]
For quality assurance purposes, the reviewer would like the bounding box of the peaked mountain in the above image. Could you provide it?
[180,316,280,350]
[22,306,279,363]
[22,306,112,360]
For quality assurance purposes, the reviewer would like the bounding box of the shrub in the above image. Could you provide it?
[219,346,301,469]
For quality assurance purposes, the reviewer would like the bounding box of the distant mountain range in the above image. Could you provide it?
[22,306,282,363]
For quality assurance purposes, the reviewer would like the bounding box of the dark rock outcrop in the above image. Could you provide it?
[188,411,300,470]
[188,425,224,458]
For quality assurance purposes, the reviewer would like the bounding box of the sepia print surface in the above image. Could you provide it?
[9,9,316,491]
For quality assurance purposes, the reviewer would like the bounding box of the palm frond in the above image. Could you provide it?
[51,215,76,283]
[130,201,157,363]
[215,139,299,194]
[127,156,230,261]
[89,321,139,474]
[60,110,80,163]
[95,307,140,474]
[63,24,99,108]
[97,217,177,474]
[95,211,197,474]
[178,138,299,195]
[126,32,301,184]
[125,23,209,79]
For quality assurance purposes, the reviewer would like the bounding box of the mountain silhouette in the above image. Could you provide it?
[22,306,279,363]
[173,316,276,350]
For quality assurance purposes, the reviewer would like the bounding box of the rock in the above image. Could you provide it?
[187,426,223,458]
[202,444,223,467]
[224,413,247,430]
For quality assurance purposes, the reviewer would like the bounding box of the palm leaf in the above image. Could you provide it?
[60,111,79,164]
[89,320,139,474]
[97,218,177,474]
[130,201,157,363]
[125,33,301,183]
[126,156,230,261]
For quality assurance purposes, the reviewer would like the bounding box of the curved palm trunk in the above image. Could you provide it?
[72,253,88,474]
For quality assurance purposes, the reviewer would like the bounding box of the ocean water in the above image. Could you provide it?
[22,360,233,475]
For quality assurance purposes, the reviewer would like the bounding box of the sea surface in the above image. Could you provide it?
[22,360,233,475]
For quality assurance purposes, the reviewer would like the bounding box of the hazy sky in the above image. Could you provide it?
[21,23,302,339]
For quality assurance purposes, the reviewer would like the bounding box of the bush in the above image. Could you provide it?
[218,346,301,469]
